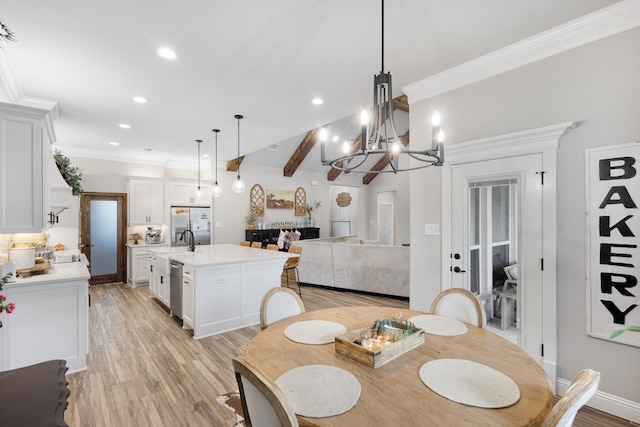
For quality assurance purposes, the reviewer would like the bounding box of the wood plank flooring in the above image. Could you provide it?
[65,282,636,426]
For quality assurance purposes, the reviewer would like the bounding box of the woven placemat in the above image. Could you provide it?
[408,314,468,336]
[284,320,347,345]
[276,364,361,418]
[419,358,520,408]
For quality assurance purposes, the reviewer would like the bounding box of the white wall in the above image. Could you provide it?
[409,27,640,404]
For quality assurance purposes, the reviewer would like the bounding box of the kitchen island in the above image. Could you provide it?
[163,244,296,339]
[0,261,90,373]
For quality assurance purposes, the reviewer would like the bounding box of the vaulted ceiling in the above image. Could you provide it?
[1,0,620,181]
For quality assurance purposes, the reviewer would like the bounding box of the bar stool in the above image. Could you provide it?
[240,241,250,247]
[283,246,302,295]
[266,244,279,251]
[251,242,263,249]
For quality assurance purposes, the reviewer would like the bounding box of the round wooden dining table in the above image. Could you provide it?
[243,306,553,427]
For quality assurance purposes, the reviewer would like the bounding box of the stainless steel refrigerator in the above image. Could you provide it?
[170,206,211,247]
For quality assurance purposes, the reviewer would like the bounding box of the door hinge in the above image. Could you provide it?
[541,258,544,270]
[536,170,545,185]
[541,343,544,357]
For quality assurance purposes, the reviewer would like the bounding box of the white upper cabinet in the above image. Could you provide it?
[127,178,164,225]
[0,103,48,233]
[168,180,211,206]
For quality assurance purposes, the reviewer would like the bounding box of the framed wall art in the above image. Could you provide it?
[266,189,294,210]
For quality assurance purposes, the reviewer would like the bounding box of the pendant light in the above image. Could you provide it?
[195,139,203,200]
[211,129,222,198]
[231,114,246,194]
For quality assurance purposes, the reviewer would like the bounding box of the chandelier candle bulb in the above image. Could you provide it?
[360,110,369,152]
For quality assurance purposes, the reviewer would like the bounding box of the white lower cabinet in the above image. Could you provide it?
[128,244,167,287]
[0,276,89,374]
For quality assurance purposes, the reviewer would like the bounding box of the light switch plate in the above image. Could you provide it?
[424,224,440,236]
[215,221,221,227]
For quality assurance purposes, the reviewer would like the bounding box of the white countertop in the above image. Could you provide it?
[5,261,90,287]
[167,244,296,267]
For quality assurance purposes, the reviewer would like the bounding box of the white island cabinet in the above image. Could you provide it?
[0,263,90,374]
[169,244,295,339]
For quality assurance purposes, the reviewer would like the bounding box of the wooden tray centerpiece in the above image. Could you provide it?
[335,318,425,368]
[16,260,54,277]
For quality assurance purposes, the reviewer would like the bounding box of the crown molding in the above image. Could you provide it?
[445,122,577,165]
[57,144,202,170]
[403,0,640,103]
[18,96,59,144]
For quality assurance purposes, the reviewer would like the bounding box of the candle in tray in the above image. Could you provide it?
[360,329,392,351]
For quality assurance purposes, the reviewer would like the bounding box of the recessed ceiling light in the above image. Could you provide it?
[133,96,147,104]
[202,153,210,158]
[108,141,119,146]
[143,147,154,152]
[332,135,339,142]
[157,47,177,60]
[267,144,279,151]
[311,98,324,105]
[118,123,130,129]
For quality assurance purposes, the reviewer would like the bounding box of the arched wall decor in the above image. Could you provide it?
[250,184,265,216]
[294,187,306,216]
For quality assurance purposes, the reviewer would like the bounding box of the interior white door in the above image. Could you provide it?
[450,154,544,365]
[378,203,394,245]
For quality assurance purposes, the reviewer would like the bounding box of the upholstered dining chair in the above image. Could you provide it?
[541,369,600,427]
[283,245,303,295]
[240,241,250,247]
[232,356,299,427]
[251,241,263,249]
[266,244,279,251]
[430,288,487,328]
[260,287,305,330]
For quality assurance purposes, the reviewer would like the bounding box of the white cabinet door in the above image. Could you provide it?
[148,255,158,298]
[169,181,211,206]
[0,103,48,233]
[182,274,194,329]
[127,246,150,286]
[148,181,165,224]
[128,179,164,225]
[158,273,170,307]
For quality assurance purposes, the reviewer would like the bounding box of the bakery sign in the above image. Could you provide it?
[586,142,640,347]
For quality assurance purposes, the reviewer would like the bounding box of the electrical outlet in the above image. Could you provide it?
[424,224,440,236]
[215,221,221,227]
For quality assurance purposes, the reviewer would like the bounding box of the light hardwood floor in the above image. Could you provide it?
[65,282,636,426]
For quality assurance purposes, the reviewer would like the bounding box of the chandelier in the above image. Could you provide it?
[320,0,445,174]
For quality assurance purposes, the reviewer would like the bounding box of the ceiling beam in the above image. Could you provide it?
[226,156,244,172]
[283,126,326,177]
[362,130,410,185]
[393,95,409,113]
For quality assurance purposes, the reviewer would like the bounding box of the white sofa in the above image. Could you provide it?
[291,236,410,297]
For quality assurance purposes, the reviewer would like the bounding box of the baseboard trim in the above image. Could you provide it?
[299,282,410,301]
[556,377,640,423]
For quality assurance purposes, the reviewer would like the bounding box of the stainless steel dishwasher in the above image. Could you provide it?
[169,260,183,324]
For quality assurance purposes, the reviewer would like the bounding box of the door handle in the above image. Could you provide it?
[453,266,466,273]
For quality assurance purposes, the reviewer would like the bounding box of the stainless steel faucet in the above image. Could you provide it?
[180,229,196,252]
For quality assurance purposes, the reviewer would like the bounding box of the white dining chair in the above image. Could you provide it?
[233,356,299,427]
[259,287,305,330]
[430,288,487,328]
[541,369,600,427]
